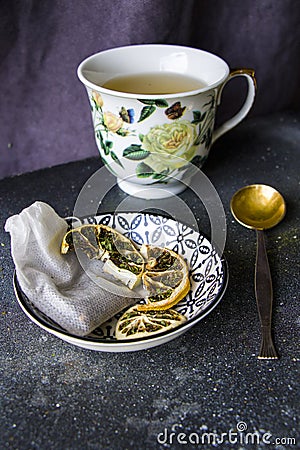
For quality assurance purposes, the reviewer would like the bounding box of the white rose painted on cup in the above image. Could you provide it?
[142,121,198,172]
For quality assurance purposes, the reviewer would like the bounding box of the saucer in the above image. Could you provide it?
[14,212,228,352]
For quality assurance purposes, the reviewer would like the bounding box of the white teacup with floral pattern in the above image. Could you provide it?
[78,44,256,199]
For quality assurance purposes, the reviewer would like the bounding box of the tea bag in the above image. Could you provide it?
[5,202,136,336]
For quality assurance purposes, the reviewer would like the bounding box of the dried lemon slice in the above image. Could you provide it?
[61,224,103,259]
[115,305,187,340]
[137,244,190,311]
[61,224,144,289]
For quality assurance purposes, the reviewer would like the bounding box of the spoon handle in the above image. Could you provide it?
[255,230,278,359]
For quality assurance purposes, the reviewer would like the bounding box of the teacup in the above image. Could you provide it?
[77,44,256,199]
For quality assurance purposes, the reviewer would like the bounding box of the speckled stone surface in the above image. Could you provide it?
[0,112,299,449]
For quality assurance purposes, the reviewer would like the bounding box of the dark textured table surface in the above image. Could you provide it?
[0,112,299,449]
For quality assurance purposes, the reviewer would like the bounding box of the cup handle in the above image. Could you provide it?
[212,68,257,144]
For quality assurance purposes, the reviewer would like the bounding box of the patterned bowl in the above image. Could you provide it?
[14,212,228,352]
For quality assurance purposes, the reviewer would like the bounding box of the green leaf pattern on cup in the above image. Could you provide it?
[123,145,150,160]
[135,162,154,178]
[138,105,156,122]
[90,91,215,183]
[137,99,169,122]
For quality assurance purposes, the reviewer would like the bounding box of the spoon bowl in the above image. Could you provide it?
[230,184,286,230]
[230,184,286,359]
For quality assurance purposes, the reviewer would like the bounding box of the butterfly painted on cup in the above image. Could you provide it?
[165,102,186,120]
[119,107,135,123]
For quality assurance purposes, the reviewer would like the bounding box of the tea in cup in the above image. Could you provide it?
[78,44,256,199]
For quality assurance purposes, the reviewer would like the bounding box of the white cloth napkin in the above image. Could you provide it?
[5,202,136,336]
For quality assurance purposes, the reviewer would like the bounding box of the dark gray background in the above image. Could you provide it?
[1,0,299,179]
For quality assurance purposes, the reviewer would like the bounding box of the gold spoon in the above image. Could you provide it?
[230,184,286,359]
